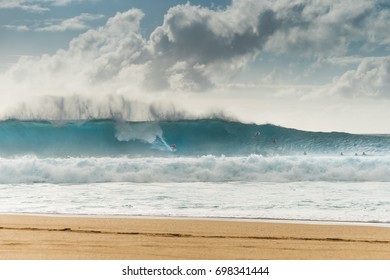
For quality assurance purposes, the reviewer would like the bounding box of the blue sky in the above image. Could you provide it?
[1,0,390,133]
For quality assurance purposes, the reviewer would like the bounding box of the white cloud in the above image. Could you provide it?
[0,0,49,13]
[264,0,377,55]
[1,24,30,31]
[2,9,146,94]
[325,56,364,66]
[49,0,80,6]
[142,0,390,91]
[366,8,390,47]
[36,13,104,32]
[0,0,99,12]
[143,2,276,91]
[330,56,390,98]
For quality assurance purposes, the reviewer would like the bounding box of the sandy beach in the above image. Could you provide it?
[0,215,389,260]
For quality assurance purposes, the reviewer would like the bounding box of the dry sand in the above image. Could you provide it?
[0,215,390,259]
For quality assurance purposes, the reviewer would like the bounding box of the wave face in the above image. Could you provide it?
[0,119,389,157]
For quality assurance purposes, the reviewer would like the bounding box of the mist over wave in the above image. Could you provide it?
[3,95,185,121]
[2,95,233,122]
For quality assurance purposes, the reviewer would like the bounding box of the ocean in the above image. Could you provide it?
[0,118,389,224]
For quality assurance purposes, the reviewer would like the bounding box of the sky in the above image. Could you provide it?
[1,0,390,133]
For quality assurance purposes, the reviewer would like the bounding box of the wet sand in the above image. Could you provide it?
[1,215,390,259]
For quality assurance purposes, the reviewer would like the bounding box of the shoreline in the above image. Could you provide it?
[1,214,390,259]
[2,212,390,228]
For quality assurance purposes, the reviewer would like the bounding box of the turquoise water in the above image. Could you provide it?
[0,118,389,224]
[0,119,389,157]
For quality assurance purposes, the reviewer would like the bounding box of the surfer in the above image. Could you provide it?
[272,139,277,144]
[253,131,261,154]
[170,143,176,151]
[340,152,344,156]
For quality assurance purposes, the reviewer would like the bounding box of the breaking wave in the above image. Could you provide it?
[1,154,390,184]
[0,118,389,157]
[0,118,389,184]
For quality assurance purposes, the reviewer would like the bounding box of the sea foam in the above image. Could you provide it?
[1,155,390,184]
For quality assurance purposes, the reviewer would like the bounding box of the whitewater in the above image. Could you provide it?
[0,119,389,224]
